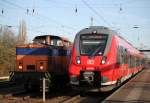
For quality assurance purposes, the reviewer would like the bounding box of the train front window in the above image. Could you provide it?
[33,37,46,44]
[51,39,63,46]
[80,34,108,56]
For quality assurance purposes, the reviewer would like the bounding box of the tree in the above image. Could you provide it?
[0,26,16,76]
[18,20,27,44]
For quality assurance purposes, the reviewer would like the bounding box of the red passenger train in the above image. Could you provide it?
[69,26,145,93]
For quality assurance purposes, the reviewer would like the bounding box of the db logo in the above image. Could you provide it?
[87,59,94,64]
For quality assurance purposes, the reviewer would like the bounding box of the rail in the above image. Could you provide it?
[0,76,9,80]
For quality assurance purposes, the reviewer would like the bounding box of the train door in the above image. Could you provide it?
[120,46,125,79]
[117,46,123,76]
[123,48,128,78]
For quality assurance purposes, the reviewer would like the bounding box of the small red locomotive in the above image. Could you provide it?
[69,26,144,93]
[11,35,72,90]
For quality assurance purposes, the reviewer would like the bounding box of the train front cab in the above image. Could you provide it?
[69,26,145,93]
[69,27,117,92]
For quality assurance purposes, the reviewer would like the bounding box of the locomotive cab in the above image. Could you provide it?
[11,35,72,91]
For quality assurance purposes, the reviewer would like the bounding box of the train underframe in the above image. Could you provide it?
[70,70,116,93]
[70,68,144,94]
[10,71,69,91]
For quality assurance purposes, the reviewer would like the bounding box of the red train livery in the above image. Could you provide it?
[69,26,144,92]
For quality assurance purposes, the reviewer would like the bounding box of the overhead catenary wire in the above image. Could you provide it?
[1,0,76,31]
[81,0,113,28]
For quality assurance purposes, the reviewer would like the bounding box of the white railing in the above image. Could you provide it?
[0,76,9,80]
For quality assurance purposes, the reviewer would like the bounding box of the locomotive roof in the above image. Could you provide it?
[34,35,61,39]
[33,35,71,42]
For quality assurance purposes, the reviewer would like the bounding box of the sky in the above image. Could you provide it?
[0,0,150,49]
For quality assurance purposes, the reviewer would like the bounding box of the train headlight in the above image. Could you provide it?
[40,62,44,70]
[76,56,81,64]
[101,56,107,64]
[18,65,23,69]
[18,62,23,70]
[40,66,44,70]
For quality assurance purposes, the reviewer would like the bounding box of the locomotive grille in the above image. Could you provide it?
[27,65,35,70]
[80,71,101,87]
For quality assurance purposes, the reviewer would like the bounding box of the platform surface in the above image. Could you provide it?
[103,68,150,103]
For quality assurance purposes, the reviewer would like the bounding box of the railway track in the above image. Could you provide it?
[59,91,112,103]
[0,81,17,89]
[0,82,113,103]
[0,82,41,103]
[0,82,79,103]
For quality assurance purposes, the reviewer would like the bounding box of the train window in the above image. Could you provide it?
[125,49,128,64]
[117,46,123,64]
[132,56,136,68]
[121,47,124,64]
[80,34,108,56]
[128,55,131,68]
[51,39,63,46]
[51,39,57,46]
[131,56,134,68]
[139,58,141,66]
[135,57,139,67]
[129,55,133,68]
[123,48,127,64]
[117,46,120,64]
[134,57,137,67]
[63,42,67,47]
[63,41,71,47]
[33,37,46,44]
[133,57,135,67]
[57,40,63,46]
[131,57,133,68]
[138,57,140,67]
[121,46,125,64]
[126,51,128,64]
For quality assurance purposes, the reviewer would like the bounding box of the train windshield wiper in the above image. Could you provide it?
[89,45,104,58]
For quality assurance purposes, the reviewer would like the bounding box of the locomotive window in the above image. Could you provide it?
[63,41,69,47]
[33,37,46,44]
[51,39,57,46]
[51,39,63,46]
[57,40,63,46]
[80,34,108,56]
